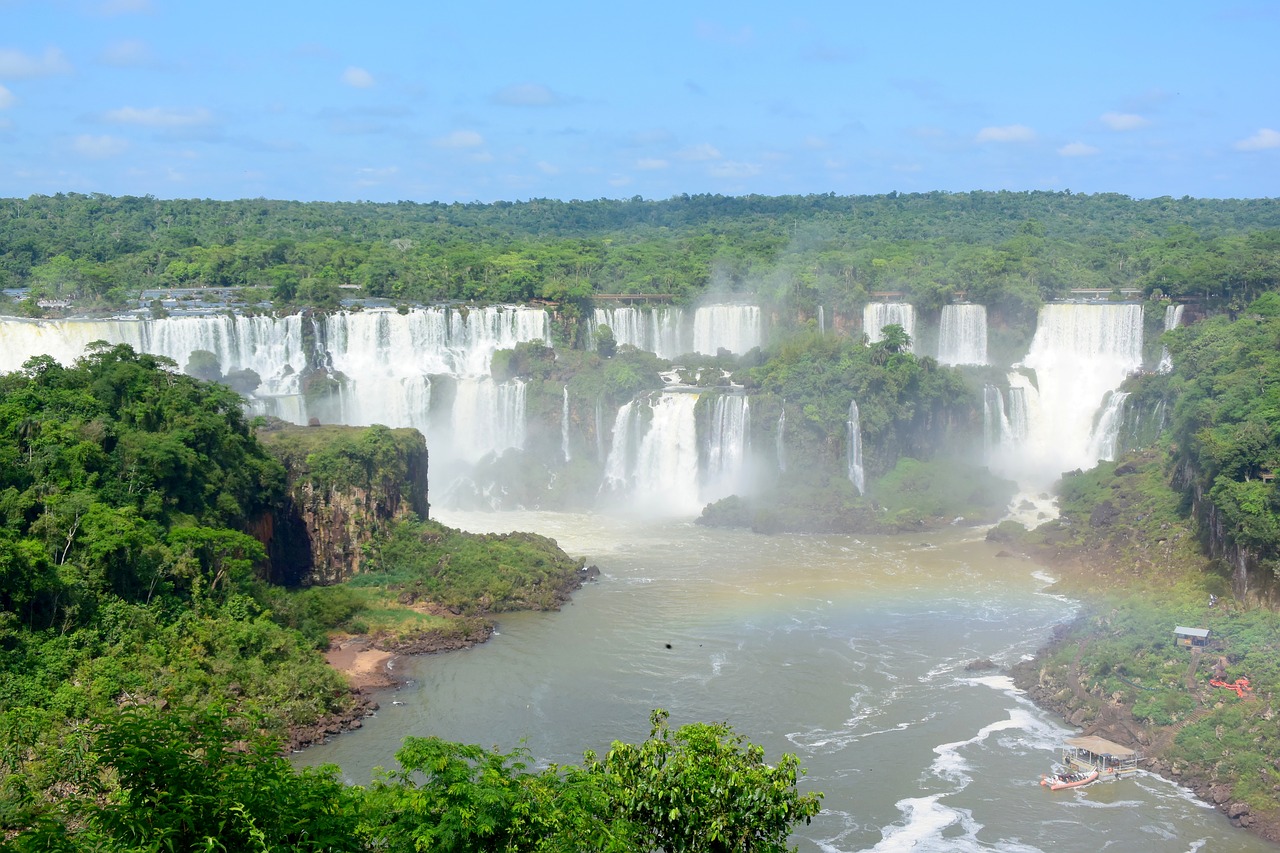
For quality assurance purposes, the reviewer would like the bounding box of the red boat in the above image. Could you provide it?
[1040,769,1099,791]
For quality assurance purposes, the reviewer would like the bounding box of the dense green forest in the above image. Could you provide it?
[5,190,1280,845]
[4,193,1280,319]
[0,347,631,846]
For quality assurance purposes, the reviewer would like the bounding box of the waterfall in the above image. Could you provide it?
[937,304,988,366]
[997,303,1143,487]
[0,313,307,395]
[451,378,526,462]
[776,406,787,473]
[590,304,762,359]
[593,306,687,359]
[863,303,915,351]
[1157,304,1185,373]
[0,307,550,464]
[601,393,702,515]
[1086,391,1130,463]
[703,395,751,502]
[847,399,865,495]
[594,396,607,463]
[601,402,636,492]
[817,306,825,336]
[692,305,762,356]
[983,385,1009,459]
[561,386,572,462]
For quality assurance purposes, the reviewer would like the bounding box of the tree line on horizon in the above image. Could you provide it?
[2,191,1279,320]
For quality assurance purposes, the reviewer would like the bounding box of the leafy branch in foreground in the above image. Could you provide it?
[3,706,822,853]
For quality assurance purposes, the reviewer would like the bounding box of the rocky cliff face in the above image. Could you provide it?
[1172,456,1276,604]
[254,422,429,586]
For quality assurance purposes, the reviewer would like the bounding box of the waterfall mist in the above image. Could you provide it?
[987,303,1143,490]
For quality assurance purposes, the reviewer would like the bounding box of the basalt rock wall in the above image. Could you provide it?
[254,421,429,586]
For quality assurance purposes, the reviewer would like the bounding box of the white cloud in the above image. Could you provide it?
[434,129,484,149]
[636,158,669,170]
[1058,142,1100,157]
[975,124,1036,143]
[708,160,761,178]
[99,39,152,67]
[1100,112,1150,131]
[0,84,14,109]
[536,161,560,175]
[72,134,129,159]
[342,66,375,88]
[676,143,721,161]
[492,83,559,107]
[104,106,213,127]
[0,47,72,79]
[354,165,398,186]
[1235,128,1280,151]
[801,136,828,150]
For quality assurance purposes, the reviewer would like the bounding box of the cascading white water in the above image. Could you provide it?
[847,399,865,495]
[0,313,307,395]
[692,305,762,356]
[593,306,687,360]
[817,306,825,336]
[1085,390,1130,463]
[937,304,988,366]
[591,304,762,359]
[997,303,1144,488]
[601,393,702,515]
[776,406,787,473]
[703,395,750,502]
[601,402,636,492]
[863,303,915,351]
[0,307,549,464]
[594,397,607,463]
[561,386,572,463]
[451,378,526,463]
[1158,304,1185,373]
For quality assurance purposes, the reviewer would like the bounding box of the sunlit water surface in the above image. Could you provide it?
[295,510,1272,852]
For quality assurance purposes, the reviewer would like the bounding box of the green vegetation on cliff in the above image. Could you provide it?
[696,329,1013,532]
[0,354,605,840]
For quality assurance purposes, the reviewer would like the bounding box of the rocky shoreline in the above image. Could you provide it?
[1010,581,1280,844]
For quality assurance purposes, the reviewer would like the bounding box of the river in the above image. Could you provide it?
[295,510,1271,852]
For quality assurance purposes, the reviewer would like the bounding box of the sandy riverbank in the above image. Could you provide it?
[326,636,399,691]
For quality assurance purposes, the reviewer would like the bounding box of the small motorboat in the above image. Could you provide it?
[1040,769,1099,791]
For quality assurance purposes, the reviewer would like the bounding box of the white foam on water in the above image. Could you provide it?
[855,794,1047,853]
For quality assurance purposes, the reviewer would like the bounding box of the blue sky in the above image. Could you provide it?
[2,0,1277,203]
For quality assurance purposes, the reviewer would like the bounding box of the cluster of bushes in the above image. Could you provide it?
[3,706,821,852]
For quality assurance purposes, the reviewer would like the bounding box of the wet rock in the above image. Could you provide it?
[965,659,997,671]
[1228,802,1251,819]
